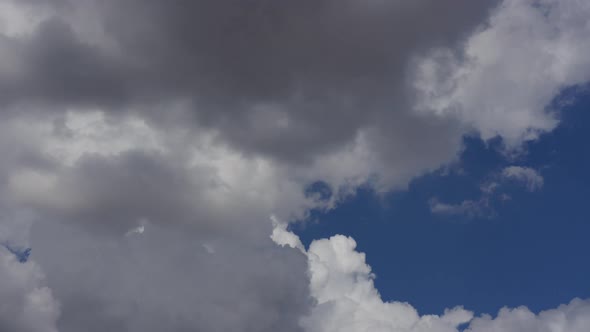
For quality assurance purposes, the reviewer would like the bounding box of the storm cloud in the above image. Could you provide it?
[0,0,499,165]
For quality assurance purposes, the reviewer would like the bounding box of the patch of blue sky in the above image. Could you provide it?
[293,86,590,316]
[2,244,31,263]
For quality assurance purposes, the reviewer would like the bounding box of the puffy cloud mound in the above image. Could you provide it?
[413,0,590,147]
[302,235,473,332]
[467,298,590,332]
[273,225,590,332]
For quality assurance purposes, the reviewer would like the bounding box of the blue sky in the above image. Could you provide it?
[294,87,590,316]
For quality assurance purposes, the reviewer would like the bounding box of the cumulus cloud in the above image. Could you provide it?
[302,235,473,332]
[413,0,590,147]
[273,225,590,332]
[502,166,544,191]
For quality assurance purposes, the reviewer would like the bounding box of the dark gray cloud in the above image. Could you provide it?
[31,221,310,332]
[0,246,59,332]
[29,151,220,234]
[0,0,499,163]
[12,149,291,238]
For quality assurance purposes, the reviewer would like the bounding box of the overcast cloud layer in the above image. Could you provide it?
[1,0,590,331]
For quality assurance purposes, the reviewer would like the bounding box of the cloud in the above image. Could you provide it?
[429,198,493,219]
[284,234,473,332]
[0,0,499,170]
[124,225,144,237]
[467,298,590,332]
[0,111,323,235]
[430,165,543,218]
[271,215,305,253]
[273,225,590,332]
[2,244,32,262]
[412,0,590,147]
[0,0,588,331]
[201,243,215,254]
[502,166,544,191]
[299,234,474,332]
[428,179,501,219]
[0,247,60,332]
[31,221,311,332]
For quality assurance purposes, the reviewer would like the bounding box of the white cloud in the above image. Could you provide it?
[467,298,590,332]
[125,225,145,237]
[429,198,492,219]
[271,227,474,332]
[270,215,305,253]
[413,0,590,148]
[502,166,544,191]
[302,234,472,332]
[272,224,590,332]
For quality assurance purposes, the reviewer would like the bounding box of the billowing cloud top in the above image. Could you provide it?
[0,0,589,331]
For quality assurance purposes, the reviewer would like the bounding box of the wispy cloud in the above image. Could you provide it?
[430,166,544,218]
[429,197,493,219]
[502,166,544,191]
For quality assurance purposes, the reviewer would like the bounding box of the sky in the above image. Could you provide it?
[294,86,590,316]
[1,1,590,331]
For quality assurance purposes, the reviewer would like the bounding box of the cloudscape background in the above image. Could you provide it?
[0,0,589,331]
